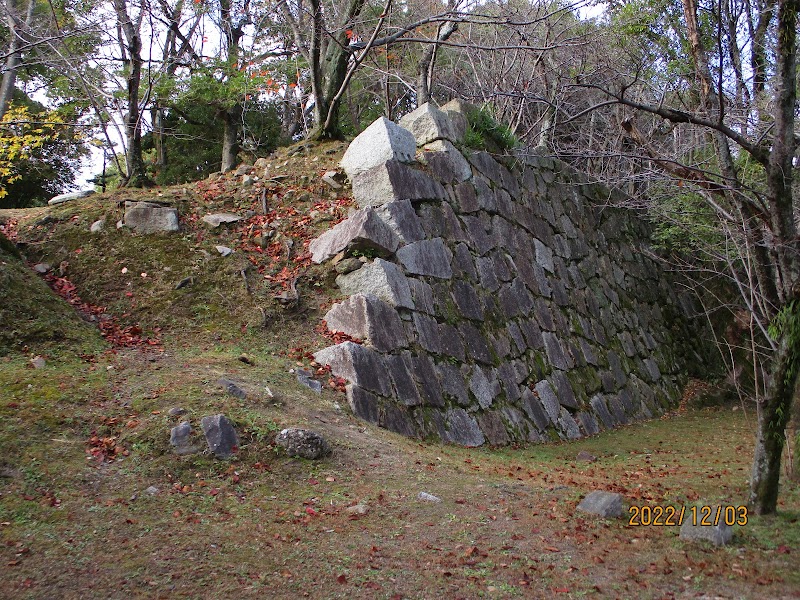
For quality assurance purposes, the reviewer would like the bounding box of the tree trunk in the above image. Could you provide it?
[307,0,367,140]
[114,0,151,188]
[416,19,458,107]
[0,0,35,119]
[220,105,242,172]
[748,0,799,515]
[750,333,798,513]
[152,104,166,169]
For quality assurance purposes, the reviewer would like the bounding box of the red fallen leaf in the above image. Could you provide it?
[7,560,20,566]
[336,574,347,584]
[363,582,381,590]
[545,546,560,552]
[8,402,18,409]
[305,507,317,516]
[553,587,570,593]
[777,545,790,554]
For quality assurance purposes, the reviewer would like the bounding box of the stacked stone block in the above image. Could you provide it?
[311,102,708,446]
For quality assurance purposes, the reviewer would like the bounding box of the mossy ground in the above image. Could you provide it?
[0,142,798,598]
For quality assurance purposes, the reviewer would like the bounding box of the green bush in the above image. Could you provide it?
[463,106,518,152]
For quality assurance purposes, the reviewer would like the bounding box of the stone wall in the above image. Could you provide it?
[310,102,709,446]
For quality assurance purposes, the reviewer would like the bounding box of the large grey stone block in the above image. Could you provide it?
[412,312,442,354]
[422,140,473,183]
[396,238,453,279]
[375,199,426,244]
[476,411,510,446]
[521,387,552,431]
[352,160,446,208]
[123,201,179,234]
[589,394,617,429]
[459,322,493,364]
[534,380,561,422]
[498,279,534,319]
[411,354,444,406]
[437,362,470,406]
[314,341,391,396]
[309,207,399,263]
[451,280,484,321]
[469,366,500,409]
[453,181,480,213]
[324,293,407,352]
[439,322,466,361]
[551,370,578,409]
[346,384,380,424]
[381,403,418,437]
[336,258,414,309]
[441,98,473,140]
[577,491,623,518]
[543,332,573,370]
[386,352,423,406]
[407,278,435,314]
[341,117,416,179]
[442,408,485,447]
[399,102,458,145]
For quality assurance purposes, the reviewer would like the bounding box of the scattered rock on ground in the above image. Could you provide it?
[48,189,95,206]
[168,407,187,417]
[576,450,597,462]
[238,353,255,365]
[33,263,50,274]
[201,414,240,458]
[296,370,322,393]
[218,378,246,399]
[576,491,623,518]
[417,492,442,503]
[321,170,346,189]
[90,219,105,233]
[679,510,734,546]
[346,504,369,515]
[170,421,201,455]
[145,485,160,496]
[215,245,233,257]
[202,213,243,228]
[175,276,194,290]
[30,356,46,369]
[275,427,331,460]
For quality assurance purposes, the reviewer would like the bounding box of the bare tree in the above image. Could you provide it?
[113,0,151,187]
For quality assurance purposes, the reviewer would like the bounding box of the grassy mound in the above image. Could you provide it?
[0,229,104,355]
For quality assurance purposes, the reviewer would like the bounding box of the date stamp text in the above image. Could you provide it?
[628,505,748,527]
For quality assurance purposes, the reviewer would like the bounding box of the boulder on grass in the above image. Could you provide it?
[123,201,179,234]
[275,427,331,459]
[201,414,240,459]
